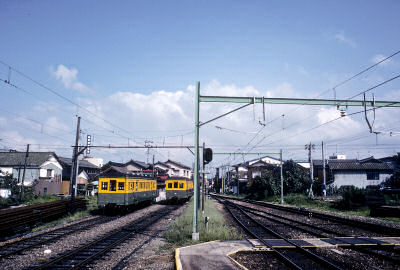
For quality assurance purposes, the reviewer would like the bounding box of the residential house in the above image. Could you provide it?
[233,155,282,184]
[313,156,394,189]
[58,157,101,195]
[82,156,104,168]
[102,159,150,173]
[154,162,174,176]
[154,160,192,178]
[0,151,63,195]
[164,160,192,178]
[379,153,400,173]
[247,160,278,181]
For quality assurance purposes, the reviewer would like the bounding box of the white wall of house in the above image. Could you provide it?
[0,188,11,198]
[249,157,280,166]
[333,171,392,188]
[40,168,54,178]
[0,167,13,176]
[154,164,174,176]
[82,157,103,168]
[165,162,192,178]
[252,171,261,178]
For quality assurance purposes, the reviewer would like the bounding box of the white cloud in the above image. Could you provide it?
[333,31,357,48]
[371,54,392,66]
[45,116,69,135]
[3,79,399,165]
[0,130,37,147]
[52,65,94,94]
[0,117,6,127]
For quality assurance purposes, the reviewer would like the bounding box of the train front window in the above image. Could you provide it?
[168,183,172,188]
[101,181,108,190]
[179,183,184,189]
[118,182,124,190]
[109,180,117,191]
[174,182,178,188]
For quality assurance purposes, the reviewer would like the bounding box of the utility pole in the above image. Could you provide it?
[201,142,205,214]
[152,155,155,178]
[237,172,239,197]
[280,149,283,204]
[21,144,30,201]
[322,141,326,197]
[305,142,315,198]
[145,140,153,164]
[192,82,200,241]
[70,116,81,214]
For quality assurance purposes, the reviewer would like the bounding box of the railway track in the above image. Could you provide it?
[216,195,400,268]
[222,199,342,270]
[218,195,400,236]
[238,202,400,264]
[0,199,87,237]
[28,205,177,270]
[0,215,116,261]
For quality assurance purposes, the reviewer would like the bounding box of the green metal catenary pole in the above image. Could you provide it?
[192,82,200,240]
[199,96,400,107]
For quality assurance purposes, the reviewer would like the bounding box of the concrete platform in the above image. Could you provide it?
[175,237,400,270]
[175,240,254,270]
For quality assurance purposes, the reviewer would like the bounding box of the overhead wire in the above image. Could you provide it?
[213,49,400,167]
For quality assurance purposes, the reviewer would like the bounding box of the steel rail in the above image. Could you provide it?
[221,199,342,270]
[220,195,400,266]
[221,200,303,270]
[0,216,114,260]
[31,206,177,270]
[239,203,400,264]
[214,194,400,236]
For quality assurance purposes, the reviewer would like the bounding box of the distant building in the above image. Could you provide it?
[313,156,394,189]
[154,160,192,178]
[232,155,282,185]
[102,159,150,172]
[0,151,62,195]
[82,157,104,168]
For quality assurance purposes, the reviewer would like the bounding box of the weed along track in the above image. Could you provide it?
[214,194,400,269]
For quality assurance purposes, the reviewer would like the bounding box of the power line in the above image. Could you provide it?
[346,73,400,100]
[0,60,142,139]
[214,49,400,166]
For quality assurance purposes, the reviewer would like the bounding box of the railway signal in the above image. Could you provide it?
[203,148,213,165]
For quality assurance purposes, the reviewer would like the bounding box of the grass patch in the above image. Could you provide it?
[266,193,372,217]
[23,194,61,205]
[32,196,98,231]
[224,193,394,221]
[164,197,243,248]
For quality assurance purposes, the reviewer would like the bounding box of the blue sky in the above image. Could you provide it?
[1,0,400,166]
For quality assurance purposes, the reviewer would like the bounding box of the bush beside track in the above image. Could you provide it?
[164,197,243,247]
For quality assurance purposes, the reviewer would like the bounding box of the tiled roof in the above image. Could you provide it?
[155,162,169,168]
[0,152,57,167]
[248,155,280,163]
[313,158,393,171]
[165,160,191,170]
[58,157,100,168]
[329,161,393,170]
[125,159,149,169]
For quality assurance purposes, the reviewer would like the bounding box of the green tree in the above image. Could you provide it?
[282,160,311,194]
[382,170,400,189]
[246,175,268,200]
[246,160,311,199]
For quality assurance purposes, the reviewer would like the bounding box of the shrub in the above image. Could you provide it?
[334,186,366,210]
